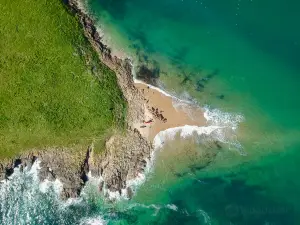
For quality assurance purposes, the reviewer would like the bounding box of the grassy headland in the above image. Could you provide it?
[0,0,126,158]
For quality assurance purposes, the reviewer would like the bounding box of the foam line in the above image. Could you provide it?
[134,78,193,105]
[153,125,223,149]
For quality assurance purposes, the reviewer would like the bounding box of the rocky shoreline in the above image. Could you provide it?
[0,0,152,200]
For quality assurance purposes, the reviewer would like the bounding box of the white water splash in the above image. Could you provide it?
[166,204,178,211]
[79,216,107,225]
[203,106,244,130]
[83,170,148,201]
[0,160,66,224]
[126,172,147,191]
[39,178,63,195]
[197,209,212,225]
[203,106,245,151]
[151,108,244,155]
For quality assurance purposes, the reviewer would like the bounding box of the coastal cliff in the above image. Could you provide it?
[0,0,152,199]
[65,0,147,128]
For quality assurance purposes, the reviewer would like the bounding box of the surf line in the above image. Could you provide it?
[95,79,244,201]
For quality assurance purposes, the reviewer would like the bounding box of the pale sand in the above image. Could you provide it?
[134,83,207,141]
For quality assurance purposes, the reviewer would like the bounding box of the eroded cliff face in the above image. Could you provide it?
[0,148,85,199]
[0,129,151,199]
[0,0,152,200]
[84,129,151,197]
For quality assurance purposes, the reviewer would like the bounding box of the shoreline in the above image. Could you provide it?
[0,0,209,201]
[134,82,207,140]
[65,0,209,141]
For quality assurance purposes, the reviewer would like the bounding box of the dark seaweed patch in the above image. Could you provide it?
[136,64,160,86]
[195,68,219,92]
[180,74,191,85]
[217,94,225,100]
[195,80,205,91]
[201,69,220,83]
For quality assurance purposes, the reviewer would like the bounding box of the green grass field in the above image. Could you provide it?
[0,0,126,158]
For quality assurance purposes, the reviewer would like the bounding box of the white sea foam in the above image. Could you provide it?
[39,178,63,195]
[108,173,147,201]
[0,160,67,224]
[39,178,51,193]
[134,78,174,98]
[134,78,201,109]
[151,106,245,154]
[166,204,178,211]
[203,106,245,151]
[84,172,126,201]
[126,172,146,190]
[203,106,244,129]
[197,209,212,225]
[61,196,83,209]
[153,125,223,149]
[82,162,152,201]
[80,216,107,225]
[129,202,178,212]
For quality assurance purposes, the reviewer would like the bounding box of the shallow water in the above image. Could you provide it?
[83,0,300,223]
[1,0,300,224]
[86,0,300,153]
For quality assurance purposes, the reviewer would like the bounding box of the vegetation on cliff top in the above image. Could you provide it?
[0,0,126,158]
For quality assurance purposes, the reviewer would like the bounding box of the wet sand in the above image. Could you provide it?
[134,83,207,140]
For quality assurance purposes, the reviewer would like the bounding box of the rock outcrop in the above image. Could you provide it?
[0,148,85,199]
[0,131,152,200]
[87,130,151,194]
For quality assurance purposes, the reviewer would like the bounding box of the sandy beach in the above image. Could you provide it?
[134,82,207,140]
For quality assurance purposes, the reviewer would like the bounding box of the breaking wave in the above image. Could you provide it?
[0,161,64,224]
[203,105,245,151]
[153,125,223,149]
[0,161,108,225]
[152,100,244,153]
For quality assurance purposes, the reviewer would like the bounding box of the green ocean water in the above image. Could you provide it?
[1,0,300,224]
[86,0,300,150]
[83,0,300,224]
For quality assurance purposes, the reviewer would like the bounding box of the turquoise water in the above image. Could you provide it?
[1,0,300,224]
[87,0,300,152]
[84,0,300,224]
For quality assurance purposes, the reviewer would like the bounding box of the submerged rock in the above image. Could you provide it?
[217,94,225,100]
[136,64,160,86]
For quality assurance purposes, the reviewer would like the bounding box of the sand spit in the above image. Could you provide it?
[134,83,206,141]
